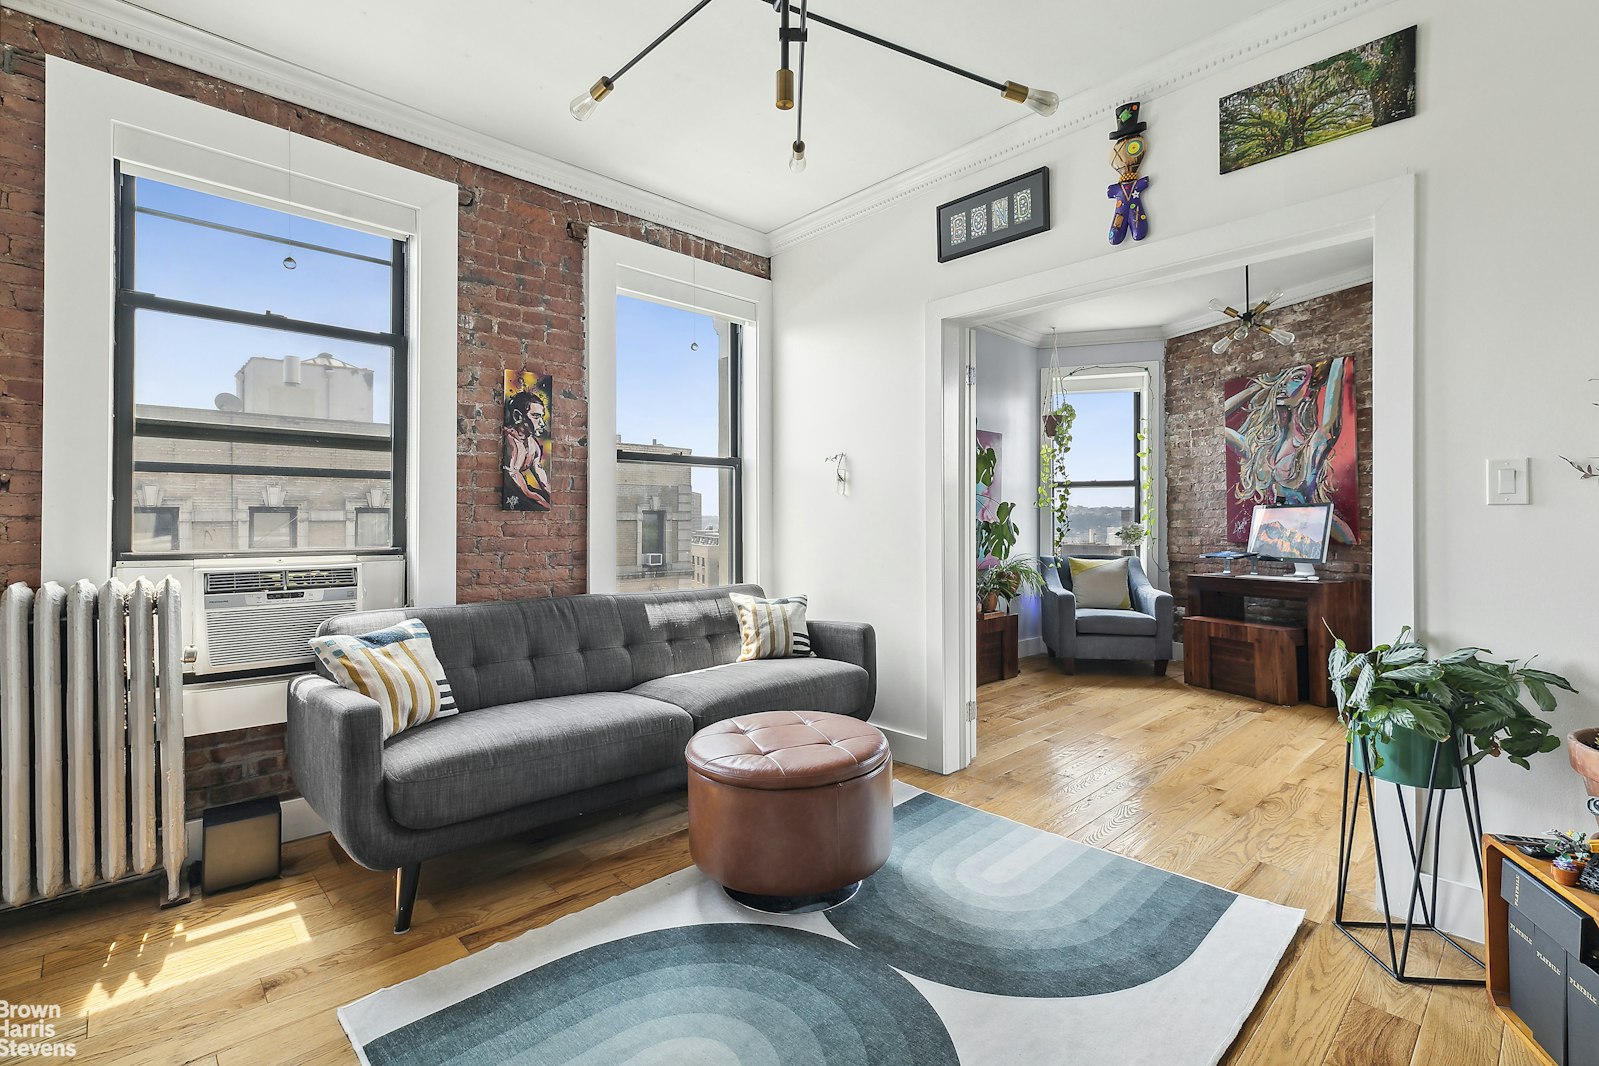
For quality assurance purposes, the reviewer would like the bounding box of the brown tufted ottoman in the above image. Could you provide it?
[685,710,893,912]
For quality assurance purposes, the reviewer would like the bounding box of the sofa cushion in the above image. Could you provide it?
[629,658,870,730]
[381,692,693,830]
[1075,608,1157,637]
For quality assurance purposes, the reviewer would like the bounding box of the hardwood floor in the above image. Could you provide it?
[0,658,1520,1065]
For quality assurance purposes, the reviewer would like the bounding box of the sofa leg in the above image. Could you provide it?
[395,863,421,934]
[1154,660,1169,677]
[1060,658,1075,675]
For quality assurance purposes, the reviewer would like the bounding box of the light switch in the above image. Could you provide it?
[1487,458,1529,505]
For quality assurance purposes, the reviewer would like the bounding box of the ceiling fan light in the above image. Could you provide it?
[569,77,613,121]
[788,140,807,174]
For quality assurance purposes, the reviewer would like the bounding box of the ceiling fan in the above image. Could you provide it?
[1207,265,1296,354]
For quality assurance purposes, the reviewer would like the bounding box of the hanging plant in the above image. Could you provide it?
[1038,400,1075,553]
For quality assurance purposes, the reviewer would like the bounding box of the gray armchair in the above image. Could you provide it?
[1040,556,1173,675]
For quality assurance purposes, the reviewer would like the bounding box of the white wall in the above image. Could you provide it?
[770,0,1599,924]
[973,329,1043,653]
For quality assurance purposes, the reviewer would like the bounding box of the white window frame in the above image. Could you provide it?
[1039,362,1167,581]
[43,57,459,604]
[584,229,772,593]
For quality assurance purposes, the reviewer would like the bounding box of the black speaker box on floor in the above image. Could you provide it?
[200,796,282,894]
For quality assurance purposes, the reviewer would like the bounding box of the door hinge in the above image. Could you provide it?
[965,365,976,386]
[965,699,978,722]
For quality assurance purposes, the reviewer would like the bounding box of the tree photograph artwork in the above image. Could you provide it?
[1219,25,1416,174]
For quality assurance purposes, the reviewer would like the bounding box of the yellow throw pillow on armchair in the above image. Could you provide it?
[1067,557,1132,610]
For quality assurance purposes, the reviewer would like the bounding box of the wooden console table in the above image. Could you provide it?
[1186,573,1370,707]
[976,611,1019,686]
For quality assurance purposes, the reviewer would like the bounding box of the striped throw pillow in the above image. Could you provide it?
[731,593,812,661]
[309,619,457,740]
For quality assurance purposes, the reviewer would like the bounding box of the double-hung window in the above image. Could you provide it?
[112,171,407,559]
[613,293,741,591]
[1043,375,1148,554]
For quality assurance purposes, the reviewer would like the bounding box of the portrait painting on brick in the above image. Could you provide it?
[1222,357,1359,545]
[502,370,553,511]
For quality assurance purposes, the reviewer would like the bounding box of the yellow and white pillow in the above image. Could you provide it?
[309,619,457,739]
[731,593,812,661]
[1067,557,1132,610]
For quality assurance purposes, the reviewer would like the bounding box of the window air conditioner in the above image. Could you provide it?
[193,564,361,675]
[643,553,666,568]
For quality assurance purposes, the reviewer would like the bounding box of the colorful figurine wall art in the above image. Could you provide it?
[1107,101,1149,245]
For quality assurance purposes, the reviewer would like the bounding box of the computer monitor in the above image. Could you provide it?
[1246,503,1333,579]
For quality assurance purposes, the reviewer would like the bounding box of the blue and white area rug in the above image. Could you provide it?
[340,783,1303,1066]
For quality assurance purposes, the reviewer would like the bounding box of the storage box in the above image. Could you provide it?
[1507,910,1567,1064]
[1570,953,1599,1066]
[1502,861,1596,962]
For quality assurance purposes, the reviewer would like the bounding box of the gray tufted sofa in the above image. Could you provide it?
[286,585,875,931]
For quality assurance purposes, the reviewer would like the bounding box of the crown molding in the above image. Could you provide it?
[1160,265,1373,340]
[11,0,771,256]
[975,265,1372,349]
[982,322,1169,351]
[767,0,1399,255]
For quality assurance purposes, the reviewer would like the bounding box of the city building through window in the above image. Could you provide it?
[113,173,406,558]
[614,294,740,592]
[1046,386,1146,554]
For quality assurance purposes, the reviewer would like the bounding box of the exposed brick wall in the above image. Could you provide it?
[184,725,296,819]
[1164,283,1373,638]
[0,8,769,813]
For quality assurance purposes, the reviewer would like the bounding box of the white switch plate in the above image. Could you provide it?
[1487,458,1529,505]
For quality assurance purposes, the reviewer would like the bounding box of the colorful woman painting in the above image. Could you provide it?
[1222,357,1359,544]
[502,371,553,511]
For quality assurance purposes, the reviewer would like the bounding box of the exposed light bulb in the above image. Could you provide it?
[1264,288,1286,306]
[569,77,613,121]
[1212,334,1234,355]
[1023,87,1060,117]
[1002,81,1059,118]
[1208,298,1234,316]
[789,140,807,174]
[1266,325,1296,346]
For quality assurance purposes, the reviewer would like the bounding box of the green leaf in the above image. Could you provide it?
[1379,645,1427,666]
[1350,663,1375,707]
[1522,668,1578,693]
[1380,662,1444,684]
[1523,677,1558,714]
[1437,647,1488,665]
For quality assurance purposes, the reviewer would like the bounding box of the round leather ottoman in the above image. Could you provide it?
[686,710,893,912]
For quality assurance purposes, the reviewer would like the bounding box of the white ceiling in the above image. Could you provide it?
[120,0,1283,234]
[1002,239,1375,343]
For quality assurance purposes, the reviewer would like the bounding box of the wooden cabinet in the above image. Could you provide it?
[976,612,1019,686]
[1485,837,1599,1065]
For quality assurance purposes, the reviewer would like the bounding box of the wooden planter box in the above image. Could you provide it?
[977,611,1019,686]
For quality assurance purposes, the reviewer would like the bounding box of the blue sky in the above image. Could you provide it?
[131,177,395,416]
[616,294,726,520]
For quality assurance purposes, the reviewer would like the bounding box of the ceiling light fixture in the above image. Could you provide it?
[1207,266,1296,354]
[569,0,1061,171]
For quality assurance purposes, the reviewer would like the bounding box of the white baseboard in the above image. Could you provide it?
[877,724,931,772]
[1428,874,1486,943]
[1171,640,1185,663]
[1018,636,1046,659]
[183,796,328,860]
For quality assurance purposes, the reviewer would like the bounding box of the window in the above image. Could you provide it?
[131,506,179,552]
[613,294,740,591]
[1045,386,1145,553]
[248,506,298,550]
[354,507,391,548]
[113,172,407,558]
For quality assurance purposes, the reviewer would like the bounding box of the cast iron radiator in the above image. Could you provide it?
[0,578,187,909]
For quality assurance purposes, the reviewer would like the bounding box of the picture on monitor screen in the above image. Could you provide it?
[1247,503,1333,563]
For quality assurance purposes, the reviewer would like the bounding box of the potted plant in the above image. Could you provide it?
[1115,522,1146,556]
[1569,729,1599,829]
[1037,401,1075,554]
[1329,627,1576,789]
[1544,829,1593,886]
[977,555,1045,615]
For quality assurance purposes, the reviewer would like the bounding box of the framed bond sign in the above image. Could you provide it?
[937,167,1050,263]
